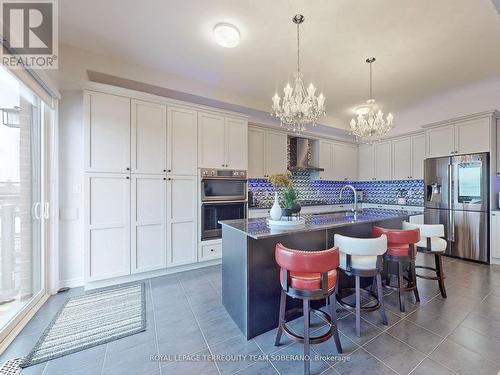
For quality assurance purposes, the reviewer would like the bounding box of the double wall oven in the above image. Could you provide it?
[201,169,247,240]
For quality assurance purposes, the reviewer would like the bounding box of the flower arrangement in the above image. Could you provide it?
[268,173,292,189]
[268,172,299,210]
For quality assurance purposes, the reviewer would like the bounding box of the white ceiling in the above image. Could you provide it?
[59,0,500,130]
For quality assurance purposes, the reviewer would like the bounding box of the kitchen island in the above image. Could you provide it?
[220,208,421,339]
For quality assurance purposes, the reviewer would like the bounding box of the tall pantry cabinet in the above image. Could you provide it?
[84,92,169,281]
[84,90,201,283]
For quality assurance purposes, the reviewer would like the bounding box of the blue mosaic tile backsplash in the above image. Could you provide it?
[248,171,424,208]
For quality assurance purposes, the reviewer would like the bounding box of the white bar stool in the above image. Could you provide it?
[403,222,447,298]
[334,234,388,337]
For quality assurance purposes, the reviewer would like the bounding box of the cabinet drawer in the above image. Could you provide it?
[201,243,222,260]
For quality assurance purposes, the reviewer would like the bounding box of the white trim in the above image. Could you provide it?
[84,83,250,121]
[421,110,500,129]
[248,123,359,146]
[58,277,85,289]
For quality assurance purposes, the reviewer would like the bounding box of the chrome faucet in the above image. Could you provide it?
[340,184,358,213]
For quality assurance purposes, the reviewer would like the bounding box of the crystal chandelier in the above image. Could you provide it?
[271,14,325,133]
[350,57,394,143]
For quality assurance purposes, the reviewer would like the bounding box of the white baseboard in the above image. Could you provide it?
[59,277,85,289]
[83,259,221,291]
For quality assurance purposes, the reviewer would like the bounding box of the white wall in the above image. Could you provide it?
[391,77,500,136]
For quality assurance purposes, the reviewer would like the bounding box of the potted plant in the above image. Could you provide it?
[282,187,301,218]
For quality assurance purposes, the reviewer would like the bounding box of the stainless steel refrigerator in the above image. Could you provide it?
[424,153,489,263]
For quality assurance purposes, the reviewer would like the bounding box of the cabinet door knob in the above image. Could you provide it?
[168,169,171,173]
[126,176,130,179]
[163,178,166,181]
[163,169,167,172]
[126,167,130,171]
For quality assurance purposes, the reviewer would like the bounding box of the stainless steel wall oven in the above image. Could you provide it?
[201,169,247,240]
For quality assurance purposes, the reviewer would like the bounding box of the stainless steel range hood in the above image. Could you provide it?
[288,137,324,172]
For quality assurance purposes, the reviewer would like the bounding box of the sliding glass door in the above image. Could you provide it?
[0,66,45,336]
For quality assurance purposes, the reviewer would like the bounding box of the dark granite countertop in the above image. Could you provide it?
[249,202,424,210]
[220,208,422,240]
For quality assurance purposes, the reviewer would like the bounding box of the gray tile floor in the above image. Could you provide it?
[2,254,500,375]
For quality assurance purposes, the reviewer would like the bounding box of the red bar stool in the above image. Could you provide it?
[403,222,447,298]
[275,243,343,375]
[334,234,388,337]
[372,226,421,312]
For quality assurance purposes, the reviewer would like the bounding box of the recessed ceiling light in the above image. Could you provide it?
[213,23,240,48]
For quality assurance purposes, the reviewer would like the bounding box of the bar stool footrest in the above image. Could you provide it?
[336,288,380,312]
[281,307,334,345]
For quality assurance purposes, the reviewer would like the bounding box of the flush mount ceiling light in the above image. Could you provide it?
[213,23,240,48]
[350,57,394,144]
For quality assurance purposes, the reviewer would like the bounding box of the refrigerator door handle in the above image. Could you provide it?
[449,210,455,242]
[447,163,455,242]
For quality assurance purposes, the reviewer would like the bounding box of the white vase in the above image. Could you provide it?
[269,191,282,220]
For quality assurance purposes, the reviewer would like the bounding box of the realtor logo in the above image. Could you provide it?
[1,0,58,69]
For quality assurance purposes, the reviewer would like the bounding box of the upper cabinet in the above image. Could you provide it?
[84,91,131,173]
[454,117,490,154]
[167,106,198,176]
[358,133,425,181]
[425,124,456,158]
[131,99,167,174]
[375,141,392,180]
[411,134,425,180]
[358,144,375,181]
[248,127,287,178]
[265,131,288,177]
[319,141,334,180]
[225,118,248,170]
[392,137,411,180]
[426,117,491,158]
[392,135,425,180]
[321,142,358,181]
[198,112,226,168]
[198,111,248,170]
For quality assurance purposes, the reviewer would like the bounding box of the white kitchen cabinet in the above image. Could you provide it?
[84,91,131,173]
[248,128,266,178]
[131,99,167,174]
[333,143,358,181]
[392,137,412,180]
[265,131,288,176]
[167,176,198,267]
[491,212,500,262]
[426,125,455,158]
[131,175,167,274]
[426,117,490,158]
[319,141,334,180]
[358,144,375,181]
[225,117,248,170]
[167,106,198,176]
[198,112,226,168]
[198,112,248,169]
[411,134,425,180]
[199,240,222,261]
[375,141,392,180]
[85,173,131,282]
[248,128,288,178]
[454,117,490,154]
